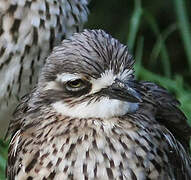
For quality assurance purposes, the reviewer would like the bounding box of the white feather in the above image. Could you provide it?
[10,130,21,157]
[57,73,82,83]
[52,97,138,119]
[91,70,115,93]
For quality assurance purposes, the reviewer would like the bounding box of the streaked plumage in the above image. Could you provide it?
[0,0,89,136]
[7,29,191,179]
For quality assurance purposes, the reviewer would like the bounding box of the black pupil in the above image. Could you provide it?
[70,79,81,86]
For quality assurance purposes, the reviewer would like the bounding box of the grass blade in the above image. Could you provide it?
[135,36,144,77]
[174,0,191,71]
[127,0,143,51]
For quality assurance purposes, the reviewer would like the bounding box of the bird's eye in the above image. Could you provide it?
[68,79,83,88]
[65,79,86,92]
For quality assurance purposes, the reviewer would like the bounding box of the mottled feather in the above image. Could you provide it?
[7,29,191,180]
[0,0,89,136]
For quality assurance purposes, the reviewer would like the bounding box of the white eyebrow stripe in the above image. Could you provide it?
[90,70,115,93]
[56,73,82,83]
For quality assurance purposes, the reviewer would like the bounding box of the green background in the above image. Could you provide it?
[1,0,191,179]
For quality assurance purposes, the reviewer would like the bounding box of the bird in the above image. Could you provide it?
[6,29,191,179]
[0,0,89,136]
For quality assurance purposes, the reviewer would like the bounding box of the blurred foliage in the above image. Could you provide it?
[0,140,8,179]
[0,0,191,179]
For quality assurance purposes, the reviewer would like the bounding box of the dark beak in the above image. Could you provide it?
[102,79,143,103]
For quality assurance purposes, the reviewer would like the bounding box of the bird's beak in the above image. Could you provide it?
[103,79,143,103]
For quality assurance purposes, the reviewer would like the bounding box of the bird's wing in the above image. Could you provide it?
[5,87,36,140]
[139,81,191,150]
[6,88,39,179]
[6,129,22,180]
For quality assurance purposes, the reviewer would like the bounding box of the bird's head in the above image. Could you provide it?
[37,29,142,119]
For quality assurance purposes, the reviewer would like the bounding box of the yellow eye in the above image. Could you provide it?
[67,79,83,88]
[65,79,91,93]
